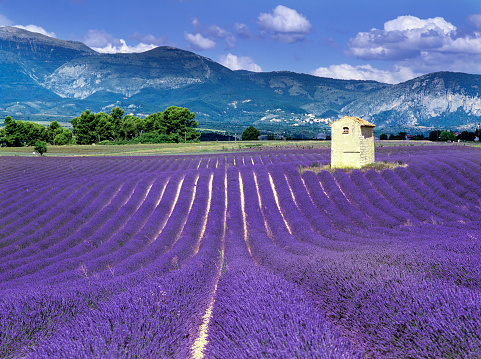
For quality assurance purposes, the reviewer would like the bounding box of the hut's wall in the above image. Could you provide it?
[330,118,374,168]
[359,127,375,166]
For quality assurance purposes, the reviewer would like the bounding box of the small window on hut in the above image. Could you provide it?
[343,127,349,134]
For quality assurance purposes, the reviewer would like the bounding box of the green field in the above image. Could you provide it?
[0,140,470,157]
[0,141,329,156]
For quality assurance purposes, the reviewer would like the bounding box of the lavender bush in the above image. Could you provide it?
[1,145,481,358]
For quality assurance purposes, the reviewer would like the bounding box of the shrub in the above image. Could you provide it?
[34,140,47,156]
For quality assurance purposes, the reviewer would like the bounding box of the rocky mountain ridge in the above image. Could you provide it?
[1,26,480,131]
[342,72,481,128]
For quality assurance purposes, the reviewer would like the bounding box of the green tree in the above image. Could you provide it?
[242,126,260,141]
[109,107,125,140]
[429,130,441,141]
[46,121,63,144]
[1,116,47,147]
[71,110,97,144]
[134,116,147,136]
[120,114,139,140]
[68,106,199,144]
[457,131,476,141]
[379,133,388,140]
[3,116,24,146]
[388,132,406,140]
[54,129,73,145]
[439,131,456,142]
[94,112,114,142]
[161,106,199,143]
[34,140,47,156]
[25,122,47,146]
[143,113,159,133]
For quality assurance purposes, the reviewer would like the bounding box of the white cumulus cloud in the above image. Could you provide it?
[259,5,312,33]
[206,24,236,48]
[220,53,262,72]
[0,13,56,38]
[0,14,13,26]
[468,14,481,29]
[347,15,481,76]
[130,32,168,46]
[258,5,312,43]
[349,15,481,60]
[188,18,236,49]
[384,15,456,34]
[311,64,420,84]
[93,39,156,54]
[184,32,216,50]
[235,23,255,39]
[83,29,114,48]
[10,24,56,38]
[83,29,156,53]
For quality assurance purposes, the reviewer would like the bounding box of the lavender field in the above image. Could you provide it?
[1,145,481,358]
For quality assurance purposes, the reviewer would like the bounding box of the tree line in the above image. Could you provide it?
[0,117,72,147]
[0,106,200,147]
[427,129,480,142]
[379,129,480,142]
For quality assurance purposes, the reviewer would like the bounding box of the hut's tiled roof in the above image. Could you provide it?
[329,116,376,127]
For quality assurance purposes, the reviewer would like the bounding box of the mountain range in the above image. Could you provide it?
[1,26,480,133]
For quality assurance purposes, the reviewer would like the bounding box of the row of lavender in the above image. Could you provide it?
[0,146,470,191]
[0,150,328,185]
[0,165,358,358]
[1,145,481,358]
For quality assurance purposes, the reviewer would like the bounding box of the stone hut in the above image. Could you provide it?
[329,116,375,169]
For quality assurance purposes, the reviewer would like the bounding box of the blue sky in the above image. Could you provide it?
[1,0,480,83]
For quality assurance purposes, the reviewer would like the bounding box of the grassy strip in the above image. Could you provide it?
[300,160,408,174]
[0,141,330,157]
[0,140,471,157]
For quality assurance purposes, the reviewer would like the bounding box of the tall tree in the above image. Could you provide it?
[94,112,114,142]
[457,131,476,141]
[120,114,139,140]
[439,131,456,142]
[34,140,47,156]
[161,106,199,143]
[68,106,200,144]
[71,110,97,144]
[1,116,47,147]
[429,130,441,142]
[143,113,160,133]
[3,116,23,146]
[46,121,64,144]
[134,116,147,137]
[54,129,73,145]
[109,107,125,140]
[242,126,260,141]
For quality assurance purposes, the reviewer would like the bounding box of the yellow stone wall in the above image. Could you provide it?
[330,117,375,168]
